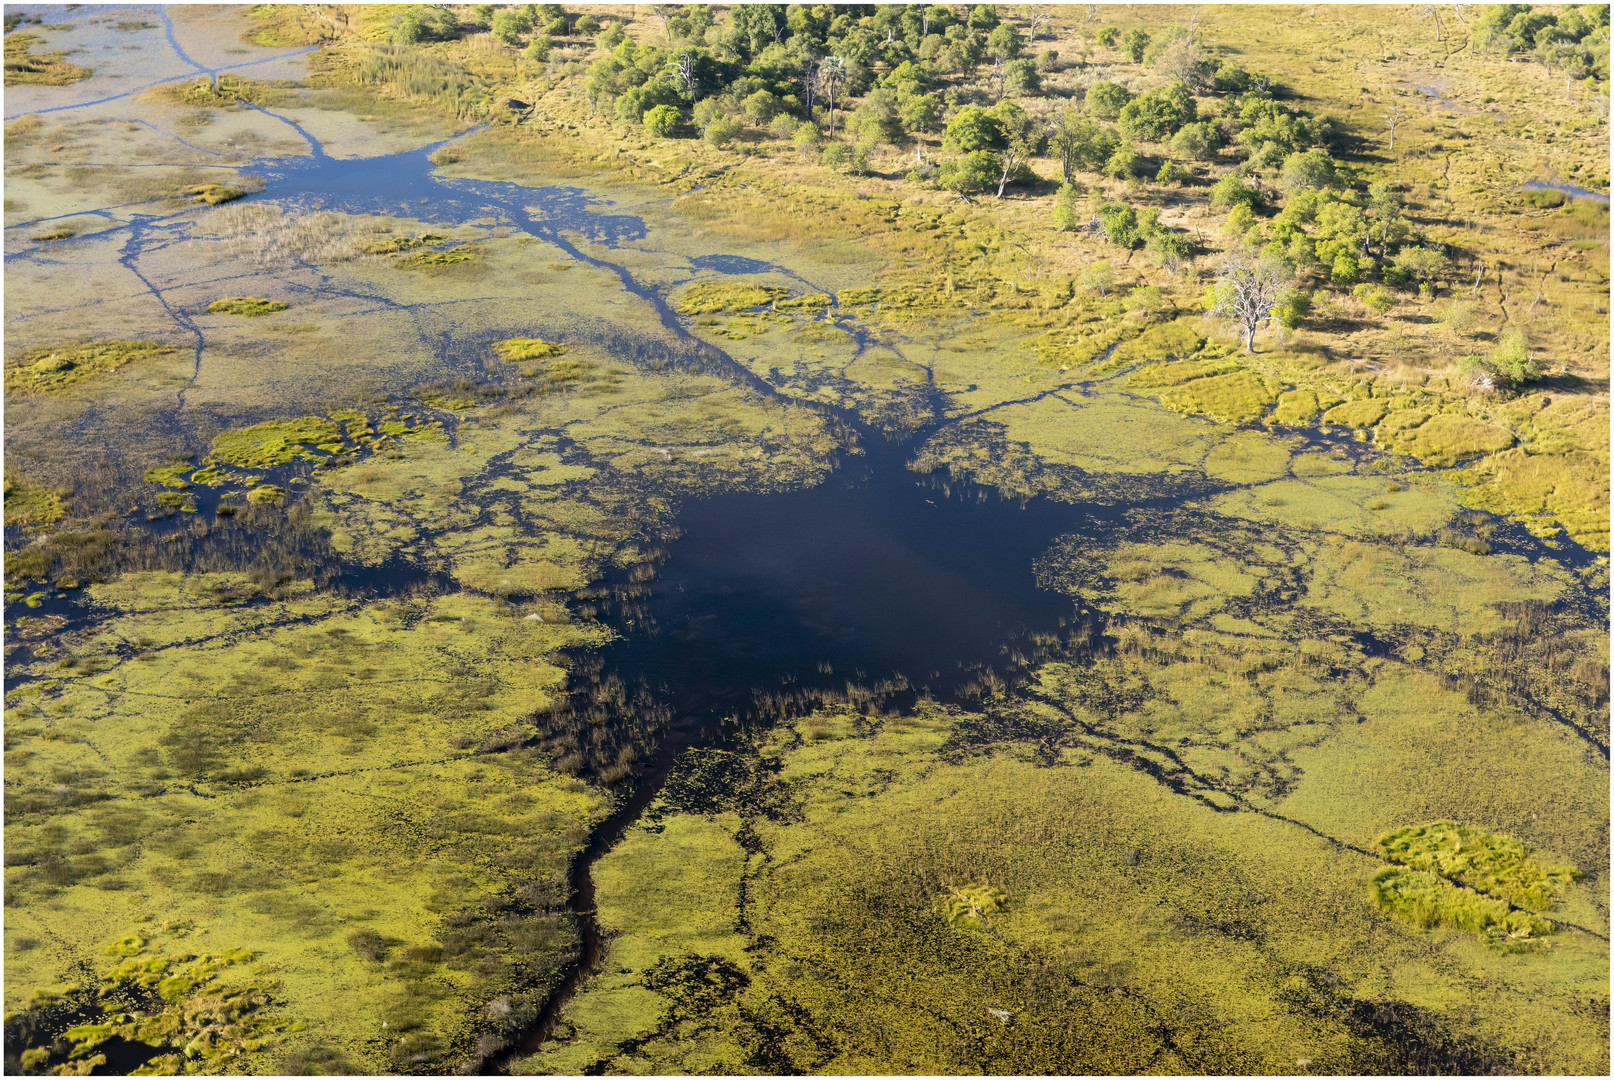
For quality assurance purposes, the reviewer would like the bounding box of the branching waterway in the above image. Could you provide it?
[6,91,1607,1075]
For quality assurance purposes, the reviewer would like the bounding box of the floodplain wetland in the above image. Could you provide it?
[3,3,1610,1077]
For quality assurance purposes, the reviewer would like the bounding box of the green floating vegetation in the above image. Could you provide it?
[208,417,344,469]
[3,474,66,526]
[676,282,788,315]
[247,485,286,505]
[1378,821,1579,912]
[143,465,191,490]
[1370,867,1554,950]
[207,297,289,317]
[942,882,1007,929]
[776,293,833,310]
[3,32,92,86]
[30,224,77,242]
[367,233,446,254]
[184,184,247,206]
[399,246,480,268]
[493,337,567,362]
[146,74,296,109]
[12,937,288,1076]
[5,341,175,394]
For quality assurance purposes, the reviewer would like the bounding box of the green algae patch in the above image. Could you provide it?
[1369,867,1555,950]
[207,297,289,317]
[209,417,343,468]
[1321,399,1389,429]
[5,342,176,394]
[1375,413,1516,467]
[1378,822,1579,912]
[493,338,566,362]
[4,475,66,527]
[3,32,91,86]
[675,282,787,315]
[366,233,447,254]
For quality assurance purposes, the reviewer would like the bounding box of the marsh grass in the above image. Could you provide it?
[676,282,788,315]
[214,205,371,268]
[3,32,90,86]
[4,341,176,395]
[207,297,290,317]
[1369,866,1554,950]
[1378,821,1579,912]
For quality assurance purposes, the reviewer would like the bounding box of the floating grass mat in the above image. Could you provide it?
[398,245,480,268]
[3,475,65,526]
[10,936,291,1075]
[1378,821,1579,912]
[1369,866,1556,951]
[207,297,289,317]
[367,233,446,254]
[676,282,788,315]
[493,338,566,362]
[3,32,91,86]
[4,341,175,394]
[184,184,247,206]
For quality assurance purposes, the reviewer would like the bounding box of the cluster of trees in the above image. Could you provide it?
[1477,3,1609,81]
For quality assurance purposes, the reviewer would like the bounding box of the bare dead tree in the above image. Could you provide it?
[667,52,699,102]
[991,55,1007,100]
[1086,4,1098,22]
[650,4,674,46]
[1450,3,1470,23]
[1416,4,1443,42]
[1186,6,1204,43]
[1025,5,1053,41]
[1208,249,1294,352]
[1383,104,1402,152]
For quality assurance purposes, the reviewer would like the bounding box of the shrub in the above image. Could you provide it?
[1097,26,1119,48]
[706,115,742,148]
[791,120,822,156]
[1055,182,1079,231]
[1121,27,1150,62]
[1169,121,1220,161]
[1085,80,1132,120]
[942,104,1002,151]
[938,150,1001,194]
[1156,160,1190,184]
[1005,57,1041,94]
[490,9,530,45]
[1095,202,1140,247]
[524,37,551,62]
[1117,82,1196,142]
[643,104,682,137]
[1209,173,1261,210]
[821,142,847,169]
[743,89,782,125]
[1102,146,1142,180]
[1279,148,1340,191]
[1270,288,1311,329]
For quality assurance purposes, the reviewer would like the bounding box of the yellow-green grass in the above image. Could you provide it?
[4,342,176,395]
[208,297,289,317]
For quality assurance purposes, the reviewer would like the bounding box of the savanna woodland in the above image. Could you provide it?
[2,2,1609,1076]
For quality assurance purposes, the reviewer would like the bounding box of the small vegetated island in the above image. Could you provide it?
[2,3,1608,1076]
